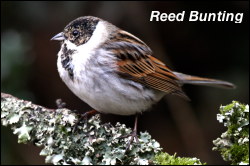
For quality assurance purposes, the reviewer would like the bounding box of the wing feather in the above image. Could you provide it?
[103,30,189,100]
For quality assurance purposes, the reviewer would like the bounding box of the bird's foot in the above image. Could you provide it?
[119,129,140,152]
[118,115,140,152]
[73,109,98,132]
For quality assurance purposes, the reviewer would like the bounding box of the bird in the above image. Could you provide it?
[51,16,235,149]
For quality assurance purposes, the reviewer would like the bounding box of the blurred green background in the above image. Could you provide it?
[1,1,249,165]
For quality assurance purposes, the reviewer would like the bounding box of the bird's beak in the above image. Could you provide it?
[51,32,65,41]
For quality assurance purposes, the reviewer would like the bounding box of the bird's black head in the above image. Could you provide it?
[51,16,100,46]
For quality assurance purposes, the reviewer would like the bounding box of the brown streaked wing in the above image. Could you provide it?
[104,30,189,100]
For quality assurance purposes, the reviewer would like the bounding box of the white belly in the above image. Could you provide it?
[57,51,164,115]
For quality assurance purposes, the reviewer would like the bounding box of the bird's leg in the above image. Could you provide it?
[119,114,140,151]
[55,97,98,131]
[80,109,98,121]
[73,109,98,132]
[77,109,98,125]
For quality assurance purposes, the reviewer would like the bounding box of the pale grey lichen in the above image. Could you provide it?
[213,101,249,165]
[1,93,162,165]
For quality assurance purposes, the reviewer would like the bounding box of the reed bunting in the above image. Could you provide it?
[51,16,235,148]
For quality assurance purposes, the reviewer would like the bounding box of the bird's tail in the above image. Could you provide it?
[173,72,236,89]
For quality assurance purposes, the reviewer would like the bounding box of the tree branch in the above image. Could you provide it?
[1,92,207,165]
[1,92,162,165]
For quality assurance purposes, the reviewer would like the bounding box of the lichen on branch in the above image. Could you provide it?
[1,92,162,165]
[1,92,209,165]
[213,101,249,165]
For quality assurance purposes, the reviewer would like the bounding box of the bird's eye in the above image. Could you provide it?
[72,30,79,37]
